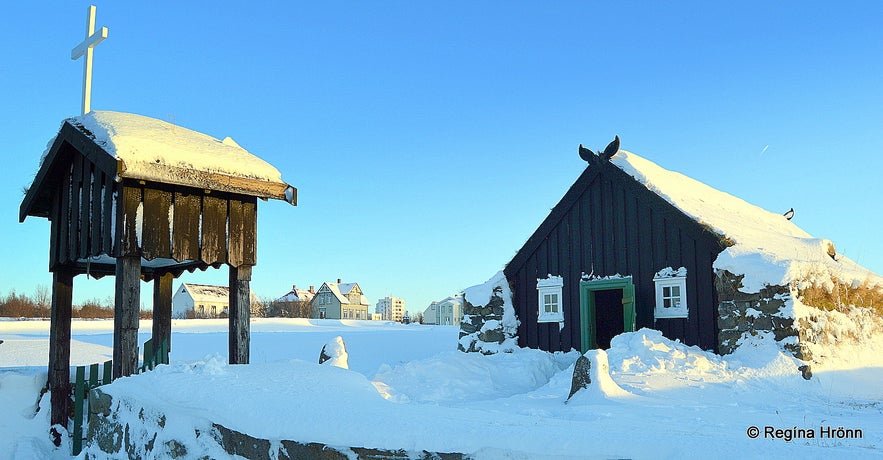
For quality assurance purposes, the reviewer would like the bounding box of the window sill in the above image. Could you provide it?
[655,309,688,319]
[538,314,564,323]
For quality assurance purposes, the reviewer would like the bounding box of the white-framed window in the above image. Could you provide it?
[537,275,565,323]
[654,267,688,319]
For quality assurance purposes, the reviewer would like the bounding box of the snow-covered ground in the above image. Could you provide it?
[1,319,881,459]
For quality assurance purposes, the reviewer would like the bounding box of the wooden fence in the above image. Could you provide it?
[71,337,169,455]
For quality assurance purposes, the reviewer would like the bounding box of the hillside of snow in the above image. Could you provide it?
[2,319,881,458]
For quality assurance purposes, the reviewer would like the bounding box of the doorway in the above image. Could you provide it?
[579,277,636,352]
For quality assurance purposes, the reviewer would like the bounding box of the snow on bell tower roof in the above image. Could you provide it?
[22,111,296,222]
[70,111,294,199]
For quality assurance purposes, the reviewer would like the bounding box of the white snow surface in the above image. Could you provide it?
[610,150,882,292]
[2,320,882,459]
[68,111,285,185]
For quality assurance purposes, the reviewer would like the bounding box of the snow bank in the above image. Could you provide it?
[608,328,734,379]
[372,348,575,404]
[611,151,882,292]
[5,323,883,458]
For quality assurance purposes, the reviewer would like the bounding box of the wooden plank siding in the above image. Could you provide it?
[172,191,201,262]
[201,195,228,266]
[68,153,82,263]
[142,188,172,260]
[504,159,729,353]
[44,168,258,278]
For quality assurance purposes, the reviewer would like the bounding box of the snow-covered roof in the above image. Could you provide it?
[179,284,229,303]
[321,283,353,305]
[320,282,369,306]
[179,283,259,304]
[67,111,295,202]
[338,283,358,295]
[276,286,315,303]
[609,150,882,291]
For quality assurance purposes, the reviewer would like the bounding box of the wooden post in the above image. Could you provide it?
[49,269,74,433]
[228,265,252,364]
[113,256,141,378]
[152,273,173,356]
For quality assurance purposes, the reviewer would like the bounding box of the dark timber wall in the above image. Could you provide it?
[504,155,728,353]
[47,165,257,280]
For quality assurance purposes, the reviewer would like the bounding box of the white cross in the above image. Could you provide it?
[71,5,108,115]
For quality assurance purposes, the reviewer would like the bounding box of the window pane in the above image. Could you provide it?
[663,298,671,308]
[663,286,671,297]
[671,286,680,297]
[672,298,681,307]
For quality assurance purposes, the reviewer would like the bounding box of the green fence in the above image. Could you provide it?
[71,337,169,455]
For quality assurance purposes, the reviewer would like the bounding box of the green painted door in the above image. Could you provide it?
[579,277,636,353]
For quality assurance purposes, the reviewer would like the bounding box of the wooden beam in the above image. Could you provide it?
[228,265,252,364]
[113,256,141,378]
[152,273,173,357]
[49,269,74,430]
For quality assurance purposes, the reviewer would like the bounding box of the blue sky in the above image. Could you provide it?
[2,2,881,315]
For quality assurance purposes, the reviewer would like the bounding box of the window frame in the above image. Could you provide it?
[536,275,565,323]
[653,272,688,319]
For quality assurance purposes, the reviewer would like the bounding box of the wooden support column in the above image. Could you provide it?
[48,269,74,432]
[228,265,252,364]
[152,272,173,357]
[113,256,141,378]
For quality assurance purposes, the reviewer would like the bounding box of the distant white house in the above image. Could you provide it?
[173,283,258,319]
[376,296,405,322]
[276,284,316,304]
[423,295,463,325]
[311,279,370,320]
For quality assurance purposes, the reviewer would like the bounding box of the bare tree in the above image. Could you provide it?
[33,284,50,309]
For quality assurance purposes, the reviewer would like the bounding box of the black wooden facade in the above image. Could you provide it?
[503,145,729,353]
[19,116,295,432]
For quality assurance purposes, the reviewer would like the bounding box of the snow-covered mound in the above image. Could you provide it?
[611,151,882,293]
[564,349,633,403]
[372,348,576,403]
[319,336,349,369]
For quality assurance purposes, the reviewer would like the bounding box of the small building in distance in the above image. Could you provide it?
[311,279,370,320]
[173,283,259,319]
[423,295,463,325]
[376,296,405,322]
[276,284,316,304]
[271,284,316,318]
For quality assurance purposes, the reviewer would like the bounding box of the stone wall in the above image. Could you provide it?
[85,388,468,459]
[458,287,507,354]
[715,270,806,359]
